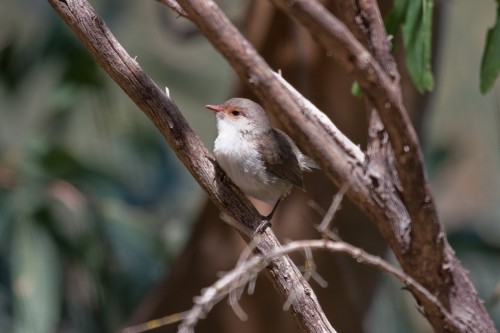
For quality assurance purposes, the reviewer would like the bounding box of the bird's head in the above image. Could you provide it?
[206,98,272,137]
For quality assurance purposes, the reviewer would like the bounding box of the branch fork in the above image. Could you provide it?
[47,0,496,332]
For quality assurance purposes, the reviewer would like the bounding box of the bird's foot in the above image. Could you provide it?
[253,199,281,235]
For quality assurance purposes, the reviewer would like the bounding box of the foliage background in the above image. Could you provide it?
[0,0,499,332]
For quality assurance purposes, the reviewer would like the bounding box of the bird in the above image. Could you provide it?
[205,98,317,230]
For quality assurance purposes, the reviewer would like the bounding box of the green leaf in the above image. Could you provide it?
[385,0,409,37]
[402,0,435,92]
[385,0,434,93]
[351,81,364,97]
[11,220,61,333]
[480,4,500,94]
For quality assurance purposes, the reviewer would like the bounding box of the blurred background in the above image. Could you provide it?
[0,0,499,332]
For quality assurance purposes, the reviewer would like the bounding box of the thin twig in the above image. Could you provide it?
[124,191,461,333]
[156,0,188,18]
[47,1,335,333]
[267,1,493,331]
[316,183,349,234]
[268,0,447,278]
[270,0,438,230]
[123,311,191,333]
[49,0,494,331]
[123,238,463,333]
[170,0,492,328]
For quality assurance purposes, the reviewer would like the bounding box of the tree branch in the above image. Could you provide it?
[271,0,497,331]
[156,0,188,18]
[48,0,495,331]
[124,237,461,333]
[303,1,494,331]
[268,0,443,270]
[173,0,412,249]
[167,0,495,331]
[46,0,335,332]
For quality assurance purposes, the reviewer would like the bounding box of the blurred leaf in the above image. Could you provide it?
[0,37,31,91]
[385,0,434,92]
[101,199,164,291]
[385,0,409,37]
[0,2,192,332]
[480,4,500,94]
[424,143,454,178]
[351,81,363,97]
[36,145,121,194]
[42,23,104,88]
[33,205,83,258]
[448,228,500,255]
[38,146,82,179]
[0,21,104,93]
[0,177,16,249]
[11,220,60,333]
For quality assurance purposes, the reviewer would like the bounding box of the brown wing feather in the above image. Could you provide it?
[258,129,305,189]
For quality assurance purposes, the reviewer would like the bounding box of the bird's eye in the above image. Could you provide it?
[231,110,241,116]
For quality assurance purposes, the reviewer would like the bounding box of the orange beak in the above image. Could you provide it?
[205,104,224,112]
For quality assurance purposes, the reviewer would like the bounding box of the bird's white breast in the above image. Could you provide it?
[213,123,289,205]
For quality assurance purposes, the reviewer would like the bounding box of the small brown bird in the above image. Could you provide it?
[206,98,317,225]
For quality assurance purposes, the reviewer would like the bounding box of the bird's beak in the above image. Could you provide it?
[205,104,224,113]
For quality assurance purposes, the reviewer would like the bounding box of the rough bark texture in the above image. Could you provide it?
[172,0,495,331]
[132,2,388,332]
[47,0,496,332]
[46,1,336,332]
[268,1,494,331]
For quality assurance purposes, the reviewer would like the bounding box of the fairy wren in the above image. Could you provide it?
[206,98,317,224]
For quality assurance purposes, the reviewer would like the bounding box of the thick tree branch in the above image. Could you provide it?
[48,0,495,331]
[46,0,335,332]
[268,0,444,276]
[168,0,495,331]
[174,0,412,249]
[316,2,495,331]
[266,3,448,299]
[336,0,400,83]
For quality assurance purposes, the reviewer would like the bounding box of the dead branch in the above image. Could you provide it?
[123,238,462,333]
[47,0,496,331]
[46,0,335,332]
[156,0,188,18]
[279,1,494,331]
[167,0,494,331]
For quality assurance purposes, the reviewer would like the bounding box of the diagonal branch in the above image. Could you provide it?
[46,0,257,232]
[46,0,335,332]
[124,237,462,333]
[267,0,443,271]
[156,0,188,18]
[295,1,494,331]
[332,0,442,268]
[173,0,412,250]
[169,0,495,331]
[48,0,495,331]
[266,0,496,331]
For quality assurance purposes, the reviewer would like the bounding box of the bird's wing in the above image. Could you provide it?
[258,129,305,189]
